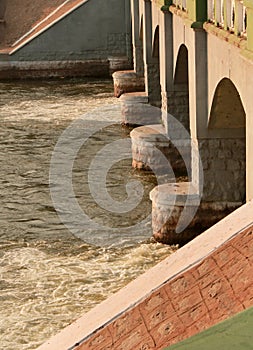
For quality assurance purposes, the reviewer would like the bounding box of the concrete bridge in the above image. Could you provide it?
[113,0,253,244]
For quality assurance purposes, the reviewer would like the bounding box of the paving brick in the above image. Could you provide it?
[108,307,143,342]
[227,263,253,293]
[150,314,185,348]
[76,328,112,350]
[139,288,169,314]
[192,314,212,332]
[240,286,253,308]
[179,302,209,327]
[197,270,225,289]
[171,286,203,314]
[195,257,217,278]
[113,324,155,350]
[213,245,240,268]
[165,271,196,297]
[140,300,175,331]
[206,292,244,322]
[231,230,253,260]
[223,255,251,282]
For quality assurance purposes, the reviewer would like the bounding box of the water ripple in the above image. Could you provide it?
[0,79,176,349]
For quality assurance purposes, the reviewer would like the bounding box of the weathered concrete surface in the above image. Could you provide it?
[150,182,240,244]
[0,59,111,79]
[112,70,145,97]
[120,96,163,126]
[166,306,253,350]
[131,124,191,176]
[37,201,253,350]
[199,138,246,203]
[0,0,132,78]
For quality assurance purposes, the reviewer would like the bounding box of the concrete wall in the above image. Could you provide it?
[200,138,246,202]
[0,0,132,78]
[38,201,253,350]
[11,0,131,61]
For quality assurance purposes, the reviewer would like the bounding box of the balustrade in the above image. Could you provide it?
[208,0,247,36]
[172,0,187,11]
[152,0,253,50]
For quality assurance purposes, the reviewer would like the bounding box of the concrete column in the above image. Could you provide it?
[189,29,208,139]
[112,0,145,97]
[159,8,174,114]
[142,0,161,106]
[187,0,207,24]
[131,0,144,76]
[244,88,253,201]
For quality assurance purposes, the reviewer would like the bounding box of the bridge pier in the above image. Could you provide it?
[112,0,250,245]
[142,0,161,107]
[149,134,245,245]
[130,123,190,176]
[120,93,162,125]
[112,0,145,98]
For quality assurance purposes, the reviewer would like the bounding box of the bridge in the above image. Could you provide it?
[113,0,253,244]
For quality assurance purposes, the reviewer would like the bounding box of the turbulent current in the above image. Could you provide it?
[0,79,176,349]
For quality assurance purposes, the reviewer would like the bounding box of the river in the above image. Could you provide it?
[0,78,176,349]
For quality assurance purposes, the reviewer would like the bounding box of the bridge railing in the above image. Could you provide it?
[208,0,247,37]
[172,0,187,11]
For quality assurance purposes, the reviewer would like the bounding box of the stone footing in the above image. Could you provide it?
[112,70,145,97]
[0,57,132,79]
[130,124,191,176]
[120,92,163,126]
[150,182,241,245]
[108,57,132,75]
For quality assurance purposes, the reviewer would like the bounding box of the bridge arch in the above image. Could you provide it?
[152,25,159,58]
[171,44,190,132]
[174,44,189,86]
[148,25,161,106]
[139,15,143,41]
[208,78,246,130]
[203,77,246,204]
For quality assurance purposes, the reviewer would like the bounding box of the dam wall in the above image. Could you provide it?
[0,0,132,78]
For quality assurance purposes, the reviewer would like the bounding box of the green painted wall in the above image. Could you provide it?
[164,306,253,350]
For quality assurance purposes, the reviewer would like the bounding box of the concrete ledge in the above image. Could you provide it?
[203,22,247,50]
[0,60,111,79]
[38,201,253,350]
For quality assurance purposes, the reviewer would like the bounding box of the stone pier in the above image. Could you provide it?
[130,124,190,176]
[112,70,145,97]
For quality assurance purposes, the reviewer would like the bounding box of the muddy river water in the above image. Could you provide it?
[0,79,175,349]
